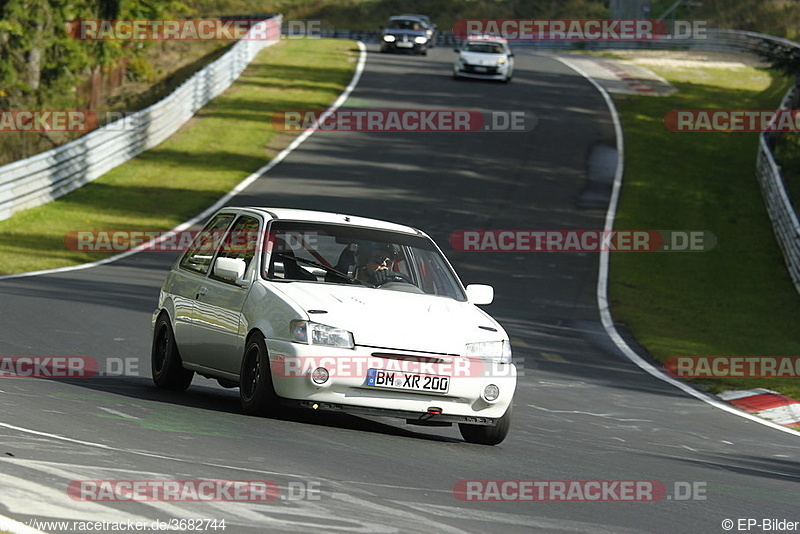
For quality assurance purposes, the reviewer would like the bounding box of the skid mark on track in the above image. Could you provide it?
[0,457,507,533]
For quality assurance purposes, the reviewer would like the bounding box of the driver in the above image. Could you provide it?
[356,244,410,286]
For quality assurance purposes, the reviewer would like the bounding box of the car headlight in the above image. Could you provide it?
[414,36,427,44]
[383,34,396,42]
[291,320,354,349]
[497,57,507,64]
[465,340,512,363]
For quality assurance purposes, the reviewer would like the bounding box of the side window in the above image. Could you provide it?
[412,248,462,299]
[213,215,262,279]
[179,213,235,275]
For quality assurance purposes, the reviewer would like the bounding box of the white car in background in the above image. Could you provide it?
[453,36,515,82]
[151,207,517,445]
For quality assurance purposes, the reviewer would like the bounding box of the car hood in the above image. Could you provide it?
[273,282,506,354]
[459,51,504,66]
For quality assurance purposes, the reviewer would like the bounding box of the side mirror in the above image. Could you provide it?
[466,284,494,305]
[214,257,248,285]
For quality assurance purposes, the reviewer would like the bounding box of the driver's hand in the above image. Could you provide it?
[370,268,394,286]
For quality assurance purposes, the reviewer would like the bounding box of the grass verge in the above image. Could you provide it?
[610,55,800,399]
[0,39,357,275]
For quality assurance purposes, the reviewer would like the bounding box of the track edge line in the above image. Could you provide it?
[552,53,799,437]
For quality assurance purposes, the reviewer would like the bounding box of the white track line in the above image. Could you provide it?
[0,41,368,282]
[554,54,798,437]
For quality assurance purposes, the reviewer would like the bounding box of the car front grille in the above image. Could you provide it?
[463,64,499,75]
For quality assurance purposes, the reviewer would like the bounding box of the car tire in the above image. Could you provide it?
[151,313,194,391]
[240,334,280,416]
[459,403,512,445]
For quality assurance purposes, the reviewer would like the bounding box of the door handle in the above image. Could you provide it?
[196,287,208,299]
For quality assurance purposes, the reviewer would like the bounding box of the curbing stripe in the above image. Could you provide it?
[756,404,800,426]
[720,389,800,426]
[553,54,799,437]
[728,393,800,412]
[719,389,800,426]
[0,41,368,282]
[717,388,774,401]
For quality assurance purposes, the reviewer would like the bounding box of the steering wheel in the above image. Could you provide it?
[369,270,412,287]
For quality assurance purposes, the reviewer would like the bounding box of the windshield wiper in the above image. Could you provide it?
[275,253,369,286]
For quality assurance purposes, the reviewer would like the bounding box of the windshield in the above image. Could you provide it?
[464,42,504,54]
[387,19,424,31]
[263,221,466,301]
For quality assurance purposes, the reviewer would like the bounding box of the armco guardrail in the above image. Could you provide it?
[758,87,800,292]
[0,15,282,221]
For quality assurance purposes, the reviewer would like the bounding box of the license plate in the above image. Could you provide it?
[474,66,488,72]
[396,41,413,48]
[366,369,449,393]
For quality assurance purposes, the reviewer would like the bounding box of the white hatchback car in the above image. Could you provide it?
[152,207,517,445]
[453,36,514,82]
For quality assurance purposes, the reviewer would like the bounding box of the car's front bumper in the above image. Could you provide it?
[266,340,517,421]
[382,40,427,53]
[454,64,510,80]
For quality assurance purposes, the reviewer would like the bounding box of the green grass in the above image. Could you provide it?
[0,39,357,275]
[611,59,800,399]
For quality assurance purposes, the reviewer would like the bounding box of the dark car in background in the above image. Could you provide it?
[398,14,437,46]
[380,15,433,55]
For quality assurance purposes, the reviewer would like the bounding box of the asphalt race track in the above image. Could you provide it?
[0,43,798,534]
